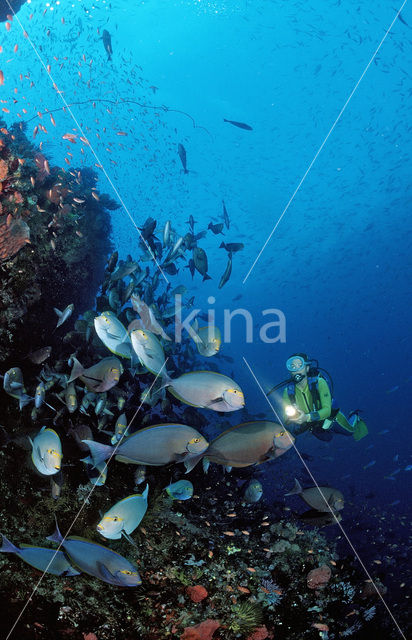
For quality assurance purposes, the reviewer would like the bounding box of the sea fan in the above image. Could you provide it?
[363,605,376,621]
[261,579,283,606]
[341,621,362,637]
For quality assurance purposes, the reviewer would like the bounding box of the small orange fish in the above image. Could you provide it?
[1,107,9,113]
[237,586,250,594]
[208,550,213,558]
[241,531,250,536]
[0,71,4,86]
[312,623,329,632]
[50,114,56,126]
[44,160,50,175]
[14,44,18,53]
[33,126,38,138]
[116,131,127,136]
[30,176,35,187]
[91,191,99,201]
[5,22,11,32]
[246,567,256,573]
[223,531,235,537]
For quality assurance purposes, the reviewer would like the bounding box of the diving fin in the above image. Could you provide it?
[353,419,368,441]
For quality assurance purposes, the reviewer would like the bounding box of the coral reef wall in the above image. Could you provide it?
[0,120,115,364]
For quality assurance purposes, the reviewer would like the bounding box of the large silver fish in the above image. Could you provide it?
[47,522,141,586]
[94,311,133,359]
[164,371,244,412]
[97,486,149,541]
[29,426,63,476]
[0,535,80,576]
[83,423,208,472]
[130,329,166,375]
[68,356,123,392]
[285,478,344,512]
[204,421,294,468]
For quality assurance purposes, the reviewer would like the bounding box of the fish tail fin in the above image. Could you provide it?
[142,483,149,500]
[68,357,84,384]
[0,534,19,554]
[53,307,62,318]
[46,518,64,545]
[285,478,302,497]
[19,393,32,410]
[219,242,226,250]
[184,453,204,474]
[223,119,228,123]
[203,274,212,281]
[81,439,113,467]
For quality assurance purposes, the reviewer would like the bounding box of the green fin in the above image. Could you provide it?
[353,419,368,441]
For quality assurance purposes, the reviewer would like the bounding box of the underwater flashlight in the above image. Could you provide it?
[285,405,297,418]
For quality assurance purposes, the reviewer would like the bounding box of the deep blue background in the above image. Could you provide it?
[1,0,411,628]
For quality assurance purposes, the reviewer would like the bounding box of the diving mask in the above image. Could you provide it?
[286,356,307,373]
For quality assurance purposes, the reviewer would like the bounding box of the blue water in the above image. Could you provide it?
[1,0,411,637]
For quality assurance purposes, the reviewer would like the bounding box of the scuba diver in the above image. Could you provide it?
[267,353,368,442]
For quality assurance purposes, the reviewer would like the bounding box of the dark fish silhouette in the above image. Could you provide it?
[208,222,224,235]
[178,143,189,174]
[223,118,253,131]
[220,242,244,253]
[102,30,113,61]
[222,200,230,229]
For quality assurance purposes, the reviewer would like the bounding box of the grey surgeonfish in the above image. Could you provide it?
[47,522,141,586]
[0,535,80,576]
[243,479,263,503]
[130,329,166,375]
[94,311,133,359]
[29,427,63,476]
[2,367,31,409]
[97,486,149,541]
[203,421,294,469]
[163,371,244,412]
[83,424,208,472]
[285,478,344,512]
[68,356,123,392]
[54,304,74,329]
[190,320,221,357]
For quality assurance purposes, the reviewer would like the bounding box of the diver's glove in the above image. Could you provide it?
[295,411,310,425]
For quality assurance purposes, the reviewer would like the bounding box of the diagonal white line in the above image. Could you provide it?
[243,1,409,284]
[5,0,169,283]
[5,359,170,640]
[242,356,407,640]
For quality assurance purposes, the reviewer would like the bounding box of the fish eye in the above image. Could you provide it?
[121,569,132,575]
[191,437,200,443]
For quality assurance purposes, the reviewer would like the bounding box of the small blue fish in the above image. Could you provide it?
[165,479,193,500]
[386,385,399,394]
[389,469,401,477]
[0,534,80,576]
[243,479,263,504]
[111,412,128,445]
[363,460,376,470]
[404,465,412,471]
[97,486,149,542]
[29,427,62,476]
[47,521,141,586]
